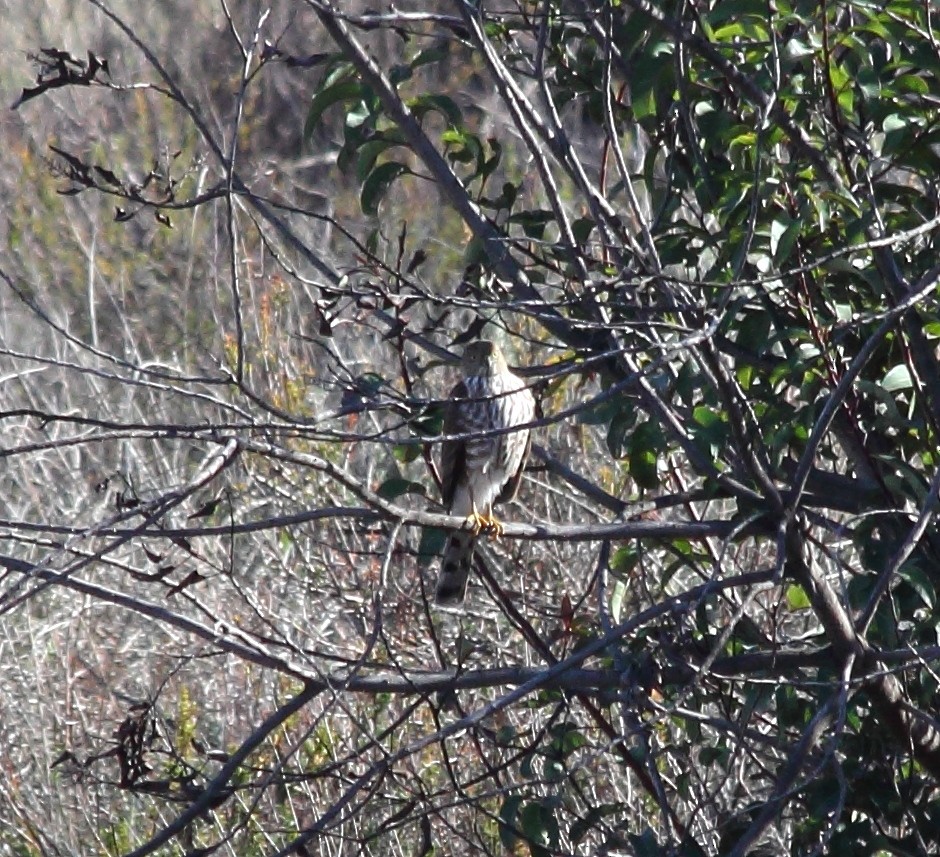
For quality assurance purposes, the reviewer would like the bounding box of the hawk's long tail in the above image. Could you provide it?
[435,531,476,604]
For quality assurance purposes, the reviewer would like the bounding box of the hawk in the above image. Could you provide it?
[435,339,536,605]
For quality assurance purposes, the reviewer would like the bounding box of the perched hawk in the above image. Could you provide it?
[435,340,536,604]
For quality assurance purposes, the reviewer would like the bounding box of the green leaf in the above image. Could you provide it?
[898,563,935,610]
[481,181,517,211]
[691,406,727,455]
[480,138,502,183]
[411,405,445,438]
[519,801,557,854]
[606,407,632,459]
[376,477,425,500]
[570,804,621,845]
[610,579,627,625]
[828,62,854,114]
[895,73,929,95]
[417,527,447,567]
[628,828,661,857]
[770,214,800,265]
[360,161,409,215]
[712,22,746,41]
[407,93,462,125]
[543,758,564,782]
[461,234,486,268]
[410,43,450,70]
[571,216,595,244]
[304,78,363,141]
[344,97,373,130]
[628,420,661,489]
[610,545,639,576]
[632,83,656,121]
[508,209,554,239]
[440,128,467,147]
[392,443,422,464]
[881,364,912,392]
[630,43,672,121]
[356,131,407,182]
[882,112,910,153]
[555,723,588,756]
[728,130,757,149]
[388,63,413,87]
[352,372,384,396]
[786,584,811,610]
[699,744,730,765]
[498,795,523,849]
[441,127,483,170]
[693,406,719,427]
[576,398,619,426]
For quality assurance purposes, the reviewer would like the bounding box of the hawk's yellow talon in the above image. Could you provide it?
[466,509,490,536]
[464,507,503,539]
[484,516,504,540]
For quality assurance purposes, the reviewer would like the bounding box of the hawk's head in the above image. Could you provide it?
[461,339,508,376]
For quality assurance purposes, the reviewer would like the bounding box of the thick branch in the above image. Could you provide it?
[785,522,940,779]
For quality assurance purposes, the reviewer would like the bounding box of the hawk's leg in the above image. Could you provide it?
[465,498,490,536]
[466,498,503,540]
